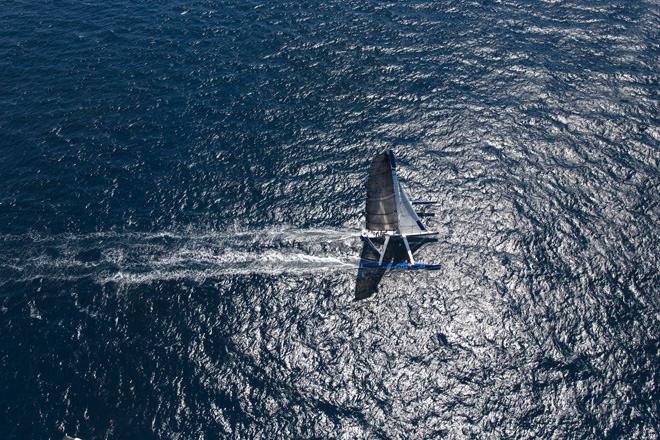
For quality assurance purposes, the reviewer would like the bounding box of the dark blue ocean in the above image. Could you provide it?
[1,0,658,438]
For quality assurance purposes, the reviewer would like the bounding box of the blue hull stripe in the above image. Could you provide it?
[360,261,441,270]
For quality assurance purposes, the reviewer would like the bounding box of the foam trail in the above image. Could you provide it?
[0,227,362,286]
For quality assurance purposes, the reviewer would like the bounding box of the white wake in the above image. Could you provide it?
[0,226,363,285]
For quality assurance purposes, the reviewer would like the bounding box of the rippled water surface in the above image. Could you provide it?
[1,0,658,438]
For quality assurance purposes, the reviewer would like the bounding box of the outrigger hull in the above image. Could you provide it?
[360,262,441,270]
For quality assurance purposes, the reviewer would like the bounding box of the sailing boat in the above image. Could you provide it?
[355,150,440,299]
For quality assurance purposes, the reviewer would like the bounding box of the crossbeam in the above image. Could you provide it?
[361,230,438,238]
[402,235,415,264]
[378,236,390,265]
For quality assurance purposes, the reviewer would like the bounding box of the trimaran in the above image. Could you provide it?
[355,150,440,299]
